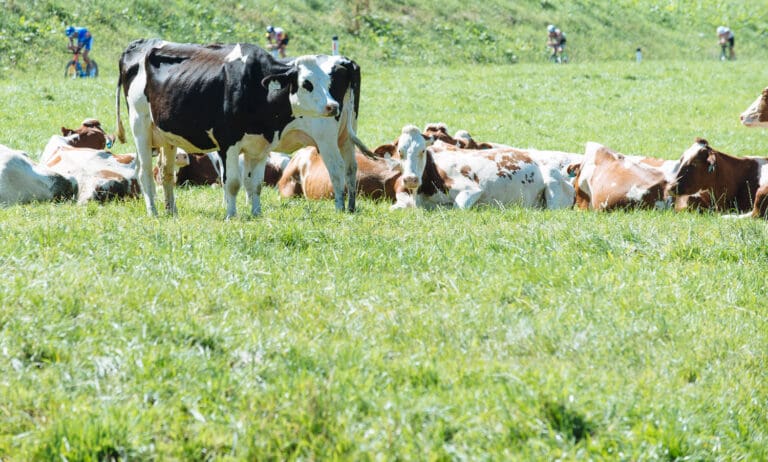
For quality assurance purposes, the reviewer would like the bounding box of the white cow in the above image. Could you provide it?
[0,144,77,206]
[389,125,574,210]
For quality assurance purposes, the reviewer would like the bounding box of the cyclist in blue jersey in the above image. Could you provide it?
[65,26,93,70]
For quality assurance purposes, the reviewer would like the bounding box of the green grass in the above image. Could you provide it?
[2,18,768,461]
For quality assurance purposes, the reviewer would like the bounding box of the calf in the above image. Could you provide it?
[278,146,401,201]
[568,142,669,211]
[0,144,77,205]
[740,88,768,128]
[666,138,768,217]
[44,146,139,203]
[389,125,574,210]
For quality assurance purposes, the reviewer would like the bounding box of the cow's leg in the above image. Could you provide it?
[315,137,346,212]
[241,154,268,216]
[542,168,576,209]
[339,137,358,212]
[160,144,177,215]
[129,112,157,216]
[454,187,483,209]
[222,147,242,219]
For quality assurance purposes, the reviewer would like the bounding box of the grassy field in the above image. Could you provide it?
[2,53,768,460]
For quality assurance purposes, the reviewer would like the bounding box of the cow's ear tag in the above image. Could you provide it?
[708,164,715,173]
[267,80,282,92]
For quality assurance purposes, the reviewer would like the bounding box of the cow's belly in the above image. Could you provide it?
[440,154,544,207]
[478,172,544,207]
[152,127,218,153]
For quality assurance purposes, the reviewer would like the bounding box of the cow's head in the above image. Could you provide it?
[393,125,434,192]
[262,56,339,118]
[740,87,768,128]
[60,118,114,150]
[667,138,717,197]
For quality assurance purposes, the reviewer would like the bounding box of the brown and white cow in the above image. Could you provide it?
[43,146,139,203]
[388,125,574,210]
[666,138,768,218]
[740,87,768,128]
[61,118,115,149]
[278,146,401,201]
[0,144,77,206]
[568,142,670,211]
[42,118,115,164]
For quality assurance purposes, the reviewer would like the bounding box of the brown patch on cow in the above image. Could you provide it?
[460,165,479,183]
[757,88,768,123]
[46,154,63,168]
[496,155,522,174]
[98,170,125,180]
[112,154,135,165]
[373,143,396,158]
[638,157,666,168]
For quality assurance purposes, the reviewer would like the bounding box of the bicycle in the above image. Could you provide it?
[64,47,98,78]
[547,45,569,64]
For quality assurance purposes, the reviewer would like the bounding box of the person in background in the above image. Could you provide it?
[547,24,567,63]
[65,26,93,69]
[717,26,735,61]
[266,25,289,58]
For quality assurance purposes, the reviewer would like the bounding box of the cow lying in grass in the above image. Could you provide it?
[385,125,575,210]
[666,138,768,218]
[43,147,139,203]
[0,144,77,206]
[567,142,671,211]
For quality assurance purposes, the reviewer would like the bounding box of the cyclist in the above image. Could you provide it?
[265,25,289,58]
[717,26,735,61]
[65,26,93,70]
[547,24,567,63]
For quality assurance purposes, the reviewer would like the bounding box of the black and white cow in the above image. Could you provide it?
[115,38,369,217]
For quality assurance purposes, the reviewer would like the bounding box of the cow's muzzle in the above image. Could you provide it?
[325,103,340,117]
[401,175,420,190]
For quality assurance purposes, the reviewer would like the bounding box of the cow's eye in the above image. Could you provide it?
[302,80,314,92]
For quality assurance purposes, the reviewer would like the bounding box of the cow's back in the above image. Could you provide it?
[0,146,76,205]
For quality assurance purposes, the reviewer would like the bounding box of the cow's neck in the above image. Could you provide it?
[714,151,763,211]
[418,151,451,197]
[262,87,296,135]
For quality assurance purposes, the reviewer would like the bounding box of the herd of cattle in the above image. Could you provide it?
[2,39,768,220]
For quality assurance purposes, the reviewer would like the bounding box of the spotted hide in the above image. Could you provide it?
[115,38,370,217]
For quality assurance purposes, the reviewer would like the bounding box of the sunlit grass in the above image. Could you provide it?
[1,60,767,459]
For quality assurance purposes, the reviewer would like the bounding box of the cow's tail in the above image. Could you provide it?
[351,130,375,159]
[115,77,126,144]
[345,90,375,158]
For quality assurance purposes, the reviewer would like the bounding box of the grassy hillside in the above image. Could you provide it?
[1,0,767,77]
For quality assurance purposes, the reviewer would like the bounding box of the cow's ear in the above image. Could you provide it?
[567,163,581,178]
[261,69,298,93]
[61,127,73,136]
[707,151,717,172]
[373,143,396,157]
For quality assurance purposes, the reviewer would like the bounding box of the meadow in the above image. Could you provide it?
[1,56,768,459]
